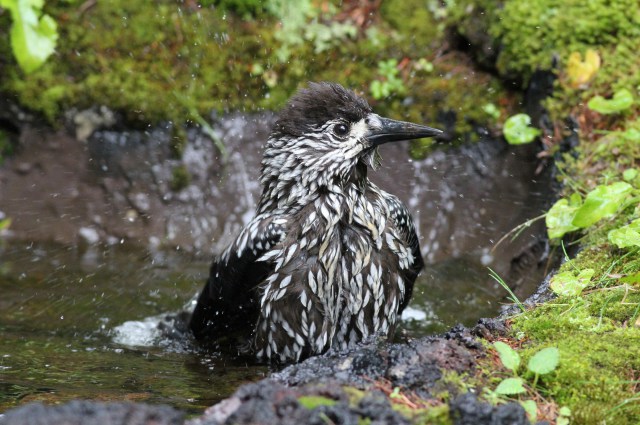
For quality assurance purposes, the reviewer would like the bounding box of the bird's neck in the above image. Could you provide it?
[257,160,369,214]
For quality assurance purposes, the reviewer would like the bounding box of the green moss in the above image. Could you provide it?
[342,385,453,424]
[297,395,337,409]
[170,165,191,192]
[0,0,509,146]
[0,129,13,162]
[503,242,640,424]
[511,302,640,424]
[380,0,444,51]
[490,0,640,84]
[395,404,452,425]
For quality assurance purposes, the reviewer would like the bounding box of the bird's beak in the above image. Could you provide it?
[366,115,443,147]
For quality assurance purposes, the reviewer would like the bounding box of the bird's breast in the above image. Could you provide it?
[255,187,413,359]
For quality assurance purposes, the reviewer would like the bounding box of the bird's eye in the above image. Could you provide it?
[333,123,349,137]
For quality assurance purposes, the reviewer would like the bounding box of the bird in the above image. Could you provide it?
[189,82,442,363]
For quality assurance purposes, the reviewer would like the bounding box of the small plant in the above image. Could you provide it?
[623,168,639,182]
[269,0,357,62]
[370,59,406,100]
[550,268,595,297]
[608,218,640,249]
[413,57,434,73]
[588,88,635,114]
[0,0,59,73]
[565,49,600,88]
[487,342,561,422]
[557,406,572,425]
[546,181,635,239]
[503,113,541,145]
[482,103,501,120]
[304,20,357,54]
[489,268,526,312]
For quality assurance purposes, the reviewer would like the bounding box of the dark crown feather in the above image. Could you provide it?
[273,82,372,138]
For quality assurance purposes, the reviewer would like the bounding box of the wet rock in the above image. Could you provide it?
[0,97,33,128]
[189,380,329,425]
[356,392,411,425]
[70,106,118,142]
[449,393,530,425]
[524,69,557,127]
[13,162,33,175]
[450,393,493,425]
[472,317,509,339]
[444,324,484,350]
[274,330,479,397]
[447,4,499,73]
[0,400,184,425]
[187,379,410,425]
[190,328,535,424]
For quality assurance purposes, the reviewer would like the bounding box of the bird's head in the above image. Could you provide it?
[259,82,442,209]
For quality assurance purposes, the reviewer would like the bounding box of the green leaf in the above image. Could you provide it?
[503,113,541,145]
[520,400,538,422]
[588,89,634,114]
[0,0,59,73]
[370,80,384,99]
[549,268,595,297]
[483,103,500,120]
[558,406,572,417]
[620,271,640,284]
[608,218,640,248]
[495,377,527,395]
[622,128,640,142]
[527,347,560,375]
[415,58,433,73]
[546,198,580,238]
[297,395,337,409]
[493,341,521,372]
[572,182,633,228]
[623,169,639,182]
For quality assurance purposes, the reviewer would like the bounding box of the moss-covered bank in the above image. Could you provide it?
[0,0,510,147]
[447,0,640,424]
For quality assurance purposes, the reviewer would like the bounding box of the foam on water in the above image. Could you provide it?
[111,315,164,347]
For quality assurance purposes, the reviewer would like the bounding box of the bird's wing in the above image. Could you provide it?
[189,215,286,343]
[385,194,424,312]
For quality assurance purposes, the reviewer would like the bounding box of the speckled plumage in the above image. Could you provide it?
[190,82,441,362]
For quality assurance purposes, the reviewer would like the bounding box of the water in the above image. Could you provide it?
[0,241,547,414]
[0,243,267,414]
